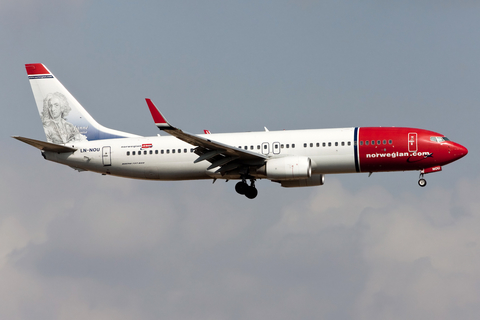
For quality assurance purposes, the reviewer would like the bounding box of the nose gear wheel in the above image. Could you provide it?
[418,173,427,187]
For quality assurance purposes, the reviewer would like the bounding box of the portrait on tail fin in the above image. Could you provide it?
[41,92,87,144]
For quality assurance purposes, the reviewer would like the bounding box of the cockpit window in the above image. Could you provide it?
[430,136,450,142]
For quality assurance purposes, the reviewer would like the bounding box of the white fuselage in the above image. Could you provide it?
[45,128,357,180]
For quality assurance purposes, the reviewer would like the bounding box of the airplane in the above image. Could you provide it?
[14,63,468,199]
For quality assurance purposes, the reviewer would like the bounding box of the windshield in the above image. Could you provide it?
[430,136,450,142]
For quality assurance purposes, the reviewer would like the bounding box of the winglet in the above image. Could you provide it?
[145,99,172,129]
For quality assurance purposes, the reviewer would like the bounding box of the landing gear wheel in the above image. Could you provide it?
[235,181,248,195]
[245,186,258,199]
[418,178,427,187]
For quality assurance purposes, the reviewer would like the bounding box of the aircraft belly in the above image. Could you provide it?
[155,162,210,180]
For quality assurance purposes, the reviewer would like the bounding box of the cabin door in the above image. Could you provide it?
[408,133,417,152]
[102,146,112,166]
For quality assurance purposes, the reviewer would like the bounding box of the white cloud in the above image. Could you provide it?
[2,148,480,320]
[11,159,480,319]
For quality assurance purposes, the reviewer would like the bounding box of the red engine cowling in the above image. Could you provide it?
[265,156,312,180]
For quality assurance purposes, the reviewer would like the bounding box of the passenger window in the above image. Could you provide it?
[149,150,153,155]
[184,149,187,153]
[161,150,164,154]
[257,145,260,150]
[341,141,345,146]
[335,142,338,146]
[132,151,136,155]
[244,146,248,150]
[360,141,363,146]
[286,144,290,148]
[377,140,381,145]
[310,143,313,147]
[155,150,158,154]
[304,143,307,148]
[167,150,170,154]
[250,146,254,150]
[383,140,386,145]
[328,142,331,147]
[388,140,392,144]
[365,141,369,145]
[322,142,326,147]
[292,144,295,148]
[127,151,130,156]
[371,140,375,145]
[316,143,319,147]
[281,144,284,148]
[348,141,351,146]
[143,150,146,155]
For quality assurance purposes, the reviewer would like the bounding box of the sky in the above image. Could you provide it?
[1,1,479,319]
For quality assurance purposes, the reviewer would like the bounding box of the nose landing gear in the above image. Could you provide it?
[418,172,427,187]
[235,177,258,199]
[417,166,442,187]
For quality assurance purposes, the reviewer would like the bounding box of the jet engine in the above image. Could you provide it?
[259,156,312,180]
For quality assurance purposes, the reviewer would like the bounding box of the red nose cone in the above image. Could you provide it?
[453,143,468,160]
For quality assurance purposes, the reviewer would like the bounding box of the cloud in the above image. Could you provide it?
[2,144,480,320]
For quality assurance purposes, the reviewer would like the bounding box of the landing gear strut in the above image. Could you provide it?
[418,173,427,187]
[235,177,258,199]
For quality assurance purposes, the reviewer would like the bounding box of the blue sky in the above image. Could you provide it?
[1,1,479,319]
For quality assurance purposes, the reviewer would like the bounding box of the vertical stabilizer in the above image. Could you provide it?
[25,63,140,144]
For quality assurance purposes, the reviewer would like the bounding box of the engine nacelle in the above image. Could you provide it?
[263,156,312,180]
[280,174,325,188]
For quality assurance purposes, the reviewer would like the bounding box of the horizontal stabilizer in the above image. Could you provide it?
[12,136,77,153]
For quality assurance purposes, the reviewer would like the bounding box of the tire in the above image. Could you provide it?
[245,186,258,199]
[235,181,248,195]
[418,179,427,187]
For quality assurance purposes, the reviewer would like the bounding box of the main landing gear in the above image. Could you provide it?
[418,173,427,187]
[235,177,258,199]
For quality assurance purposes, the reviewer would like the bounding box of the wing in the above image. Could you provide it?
[146,99,267,173]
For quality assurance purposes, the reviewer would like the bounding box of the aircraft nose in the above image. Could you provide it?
[451,143,468,160]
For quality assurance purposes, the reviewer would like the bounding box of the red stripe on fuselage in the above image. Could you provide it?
[357,127,461,172]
